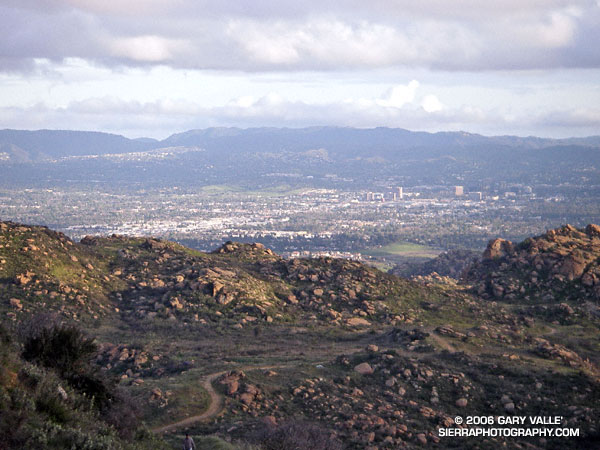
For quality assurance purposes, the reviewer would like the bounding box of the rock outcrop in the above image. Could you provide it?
[464,224,600,303]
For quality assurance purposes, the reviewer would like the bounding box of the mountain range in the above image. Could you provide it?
[1,127,600,162]
[1,127,599,189]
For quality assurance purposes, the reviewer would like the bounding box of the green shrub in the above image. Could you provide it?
[35,390,70,424]
[21,323,117,407]
[196,435,238,450]
[22,324,97,378]
[249,421,343,450]
[0,387,35,447]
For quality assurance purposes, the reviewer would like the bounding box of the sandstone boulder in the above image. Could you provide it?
[354,362,374,375]
[483,238,514,259]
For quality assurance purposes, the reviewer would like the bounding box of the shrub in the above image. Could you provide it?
[22,323,97,378]
[101,386,141,440]
[249,420,343,450]
[0,387,35,447]
[21,323,124,420]
[35,389,70,424]
[196,435,238,450]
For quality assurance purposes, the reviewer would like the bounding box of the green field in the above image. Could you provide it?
[362,241,441,258]
[199,184,308,197]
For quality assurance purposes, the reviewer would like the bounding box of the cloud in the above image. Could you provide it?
[0,2,597,139]
[421,95,444,113]
[0,1,599,72]
[377,81,420,108]
[107,35,188,62]
[3,86,597,139]
[532,108,600,128]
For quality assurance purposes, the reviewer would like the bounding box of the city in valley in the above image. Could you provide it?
[1,0,599,447]
[1,180,594,267]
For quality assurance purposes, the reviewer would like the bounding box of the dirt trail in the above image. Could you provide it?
[152,370,227,434]
[429,332,457,353]
[152,364,290,434]
[152,333,470,434]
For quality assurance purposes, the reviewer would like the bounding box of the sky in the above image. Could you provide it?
[0,0,599,139]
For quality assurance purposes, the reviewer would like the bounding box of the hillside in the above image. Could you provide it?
[1,128,599,190]
[0,321,167,449]
[464,224,600,305]
[391,249,481,281]
[0,129,155,161]
[1,222,599,449]
[0,221,445,328]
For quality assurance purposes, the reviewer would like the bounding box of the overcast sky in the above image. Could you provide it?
[1,0,599,139]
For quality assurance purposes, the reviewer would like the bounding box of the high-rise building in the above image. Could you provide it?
[455,186,464,197]
[397,186,403,200]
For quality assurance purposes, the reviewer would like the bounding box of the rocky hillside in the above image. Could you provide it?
[0,221,128,322]
[464,224,600,305]
[0,221,444,329]
[216,345,599,449]
[392,249,481,280]
[1,221,599,449]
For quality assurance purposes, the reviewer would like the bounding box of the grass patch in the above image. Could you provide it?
[136,370,210,428]
[163,434,246,450]
[362,241,440,258]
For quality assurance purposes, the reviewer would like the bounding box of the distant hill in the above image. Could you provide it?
[1,127,599,162]
[1,127,599,189]
[162,126,600,160]
[0,129,154,161]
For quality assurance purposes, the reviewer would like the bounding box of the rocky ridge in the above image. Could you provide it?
[0,221,443,329]
[464,224,600,305]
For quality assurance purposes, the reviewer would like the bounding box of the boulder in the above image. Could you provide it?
[585,224,600,237]
[9,298,23,310]
[556,256,587,281]
[286,294,298,304]
[211,281,225,296]
[347,317,371,327]
[227,380,239,395]
[15,272,33,285]
[240,392,255,405]
[354,362,374,375]
[483,238,514,259]
[455,398,468,407]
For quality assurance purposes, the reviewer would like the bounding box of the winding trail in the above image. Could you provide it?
[152,370,228,434]
[152,364,291,434]
[153,327,499,434]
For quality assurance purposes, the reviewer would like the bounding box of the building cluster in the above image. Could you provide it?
[0,181,553,259]
[365,187,405,202]
[364,186,484,202]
